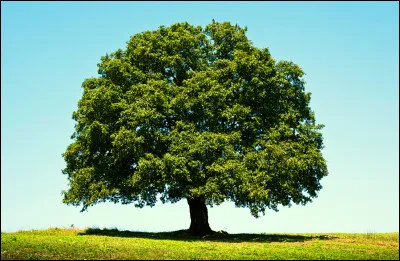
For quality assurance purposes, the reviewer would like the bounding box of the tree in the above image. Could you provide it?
[62,20,328,236]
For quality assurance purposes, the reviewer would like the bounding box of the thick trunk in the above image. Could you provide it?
[187,197,213,236]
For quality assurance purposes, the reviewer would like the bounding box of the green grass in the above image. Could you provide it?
[1,227,398,260]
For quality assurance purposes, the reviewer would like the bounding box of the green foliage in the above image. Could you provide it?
[1,229,398,260]
[62,20,328,216]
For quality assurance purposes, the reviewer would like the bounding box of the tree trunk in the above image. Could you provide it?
[187,197,213,236]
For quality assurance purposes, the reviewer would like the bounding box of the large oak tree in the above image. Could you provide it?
[62,20,328,236]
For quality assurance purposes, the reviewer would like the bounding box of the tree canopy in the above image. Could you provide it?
[62,20,328,235]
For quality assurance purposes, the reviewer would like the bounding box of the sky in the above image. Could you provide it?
[1,1,398,234]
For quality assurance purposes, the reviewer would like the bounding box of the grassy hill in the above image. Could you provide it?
[1,228,398,260]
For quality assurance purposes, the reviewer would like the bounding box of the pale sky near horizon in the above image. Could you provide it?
[1,1,399,234]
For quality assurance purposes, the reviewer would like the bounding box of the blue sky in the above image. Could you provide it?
[1,1,398,234]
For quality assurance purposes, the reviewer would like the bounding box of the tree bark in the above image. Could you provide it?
[187,197,213,236]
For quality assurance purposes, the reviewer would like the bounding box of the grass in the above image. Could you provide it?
[1,227,398,260]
